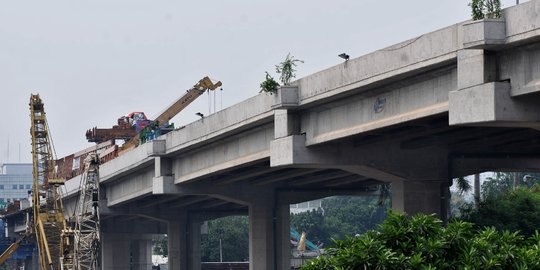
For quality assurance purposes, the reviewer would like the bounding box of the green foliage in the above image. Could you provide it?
[291,196,387,247]
[260,53,303,94]
[201,216,249,262]
[461,185,540,236]
[302,211,540,270]
[485,0,502,19]
[153,235,168,256]
[259,71,280,94]
[275,53,303,85]
[470,0,485,20]
[291,208,326,244]
[455,176,472,195]
[469,0,502,20]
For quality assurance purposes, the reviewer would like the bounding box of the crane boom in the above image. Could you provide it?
[0,234,28,265]
[30,94,73,270]
[119,76,222,152]
[153,76,222,125]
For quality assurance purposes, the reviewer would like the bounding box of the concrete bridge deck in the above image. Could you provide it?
[55,1,540,269]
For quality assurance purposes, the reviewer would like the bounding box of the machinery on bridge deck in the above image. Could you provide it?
[85,76,222,151]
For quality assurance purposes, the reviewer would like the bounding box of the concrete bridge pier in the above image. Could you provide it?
[101,232,154,270]
[248,196,291,270]
[188,218,203,270]
[391,180,449,218]
[131,238,154,270]
[167,212,187,270]
[101,233,132,270]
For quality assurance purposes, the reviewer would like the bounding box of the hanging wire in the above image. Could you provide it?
[207,90,211,115]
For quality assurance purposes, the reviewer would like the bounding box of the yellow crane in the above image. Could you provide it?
[86,76,222,152]
[3,94,100,269]
[121,76,222,151]
[0,234,29,265]
[29,94,73,270]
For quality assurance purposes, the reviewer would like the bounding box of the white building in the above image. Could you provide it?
[0,163,33,209]
[290,199,323,214]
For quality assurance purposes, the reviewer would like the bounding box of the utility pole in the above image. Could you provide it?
[219,239,223,262]
[474,174,481,204]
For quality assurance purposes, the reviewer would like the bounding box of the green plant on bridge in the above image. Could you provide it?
[259,72,280,94]
[259,53,303,94]
[275,53,304,85]
[470,0,502,20]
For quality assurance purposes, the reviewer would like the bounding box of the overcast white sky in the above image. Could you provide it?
[0,0,524,163]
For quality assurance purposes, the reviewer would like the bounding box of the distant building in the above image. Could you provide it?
[0,163,32,209]
[290,199,323,214]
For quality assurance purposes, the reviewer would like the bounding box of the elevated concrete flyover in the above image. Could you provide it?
[59,2,540,269]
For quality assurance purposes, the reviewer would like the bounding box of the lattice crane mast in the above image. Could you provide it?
[29,94,73,270]
[73,153,101,270]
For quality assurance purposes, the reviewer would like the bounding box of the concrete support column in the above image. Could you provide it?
[276,201,291,270]
[155,157,173,178]
[168,211,188,270]
[457,49,496,90]
[391,180,449,221]
[101,233,131,270]
[248,196,290,270]
[274,109,299,139]
[249,200,274,270]
[188,220,203,270]
[131,238,153,270]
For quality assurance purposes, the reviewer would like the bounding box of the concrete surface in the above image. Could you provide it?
[53,2,540,270]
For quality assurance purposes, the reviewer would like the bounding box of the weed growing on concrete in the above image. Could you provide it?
[259,72,280,94]
[470,0,502,20]
[275,53,304,86]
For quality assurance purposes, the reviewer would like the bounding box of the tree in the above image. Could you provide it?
[461,185,540,236]
[153,235,168,257]
[290,208,326,244]
[290,196,387,246]
[302,211,540,270]
[201,216,249,262]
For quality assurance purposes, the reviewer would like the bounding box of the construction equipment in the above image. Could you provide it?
[86,76,222,150]
[85,112,145,143]
[0,234,29,265]
[29,94,73,270]
[73,153,101,270]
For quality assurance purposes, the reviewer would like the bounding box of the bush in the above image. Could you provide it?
[461,186,540,236]
[302,211,540,270]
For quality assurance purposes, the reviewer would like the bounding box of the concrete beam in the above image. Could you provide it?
[449,82,540,127]
[451,155,540,177]
[270,135,448,181]
[153,177,268,205]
